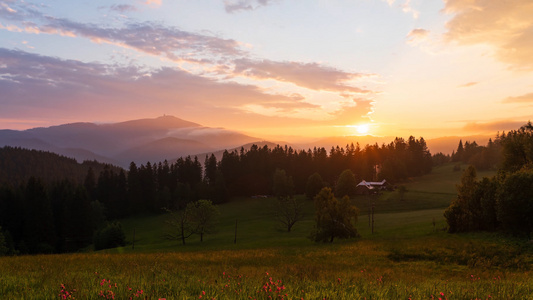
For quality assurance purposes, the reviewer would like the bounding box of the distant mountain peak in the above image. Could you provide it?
[107,115,201,130]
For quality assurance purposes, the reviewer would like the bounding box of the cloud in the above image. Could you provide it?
[233,59,373,94]
[383,0,418,18]
[0,48,350,125]
[503,92,533,103]
[463,120,531,133]
[110,4,137,13]
[0,3,378,99]
[144,0,162,8]
[0,4,243,61]
[400,0,419,19]
[224,0,277,13]
[443,0,533,70]
[458,82,478,88]
[407,28,429,44]
[330,99,376,124]
[0,4,377,129]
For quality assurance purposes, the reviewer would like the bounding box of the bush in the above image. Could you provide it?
[93,222,126,250]
[0,227,7,256]
[305,172,324,200]
[497,169,533,238]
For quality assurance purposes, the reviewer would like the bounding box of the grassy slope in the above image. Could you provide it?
[119,163,493,252]
[2,163,532,299]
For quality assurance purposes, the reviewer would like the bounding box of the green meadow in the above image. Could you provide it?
[1,163,532,299]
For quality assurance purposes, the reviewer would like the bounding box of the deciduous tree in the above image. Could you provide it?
[335,169,357,198]
[311,187,359,243]
[186,199,220,242]
[275,196,304,232]
[305,172,324,200]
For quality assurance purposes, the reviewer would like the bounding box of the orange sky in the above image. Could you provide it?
[0,0,532,141]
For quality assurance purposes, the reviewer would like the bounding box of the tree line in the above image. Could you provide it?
[100,136,433,215]
[0,146,122,186]
[0,135,434,254]
[444,122,533,238]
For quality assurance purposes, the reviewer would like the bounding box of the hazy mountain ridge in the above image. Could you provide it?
[0,116,259,167]
[0,116,496,167]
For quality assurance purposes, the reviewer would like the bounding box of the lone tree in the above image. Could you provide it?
[166,199,220,244]
[275,197,304,232]
[310,187,359,243]
[165,208,194,245]
[335,169,357,197]
[186,199,220,242]
[273,169,303,232]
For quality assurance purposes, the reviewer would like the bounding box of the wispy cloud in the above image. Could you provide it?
[463,119,531,133]
[458,82,478,88]
[0,3,243,61]
[443,0,533,70]
[144,0,162,8]
[383,0,418,18]
[109,4,137,13]
[0,48,374,127]
[503,92,533,103]
[224,0,277,13]
[233,59,373,95]
[0,2,378,129]
[407,28,428,44]
[400,0,419,19]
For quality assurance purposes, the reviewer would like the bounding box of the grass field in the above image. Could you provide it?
[1,163,532,299]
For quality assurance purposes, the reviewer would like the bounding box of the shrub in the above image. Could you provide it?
[0,227,7,256]
[93,222,126,250]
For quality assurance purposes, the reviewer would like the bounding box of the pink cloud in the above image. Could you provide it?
[233,59,373,94]
[144,0,162,8]
[444,0,533,70]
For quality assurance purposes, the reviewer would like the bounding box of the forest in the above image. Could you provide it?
[1,125,527,255]
[444,122,533,238]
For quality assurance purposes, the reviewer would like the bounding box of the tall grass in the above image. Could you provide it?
[1,164,530,299]
[1,239,531,299]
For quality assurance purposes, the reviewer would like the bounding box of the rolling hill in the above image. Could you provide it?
[0,116,259,167]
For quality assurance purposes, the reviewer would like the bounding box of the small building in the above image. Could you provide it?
[355,179,391,194]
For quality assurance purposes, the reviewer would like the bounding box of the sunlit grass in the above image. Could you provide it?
[1,163,529,299]
[1,238,531,299]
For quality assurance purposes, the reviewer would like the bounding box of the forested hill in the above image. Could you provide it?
[0,146,122,186]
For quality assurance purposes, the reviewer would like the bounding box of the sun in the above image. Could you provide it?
[356,124,370,135]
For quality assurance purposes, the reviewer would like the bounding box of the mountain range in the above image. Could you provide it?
[0,115,493,167]
[0,116,259,167]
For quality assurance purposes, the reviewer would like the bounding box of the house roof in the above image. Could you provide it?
[356,180,387,189]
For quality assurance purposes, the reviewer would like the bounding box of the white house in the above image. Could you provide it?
[355,179,390,194]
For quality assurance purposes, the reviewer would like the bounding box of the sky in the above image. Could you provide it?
[0,0,532,141]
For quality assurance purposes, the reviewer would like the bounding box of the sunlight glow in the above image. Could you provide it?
[344,124,371,136]
[356,124,370,135]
